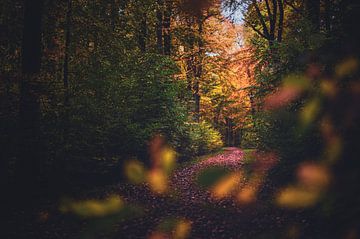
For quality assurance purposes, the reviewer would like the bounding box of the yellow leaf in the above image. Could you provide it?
[276,186,321,208]
[300,98,321,126]
[335,57,359,78]
[125,160,146,184]
[148,170,168,194]
[211,172,242,199]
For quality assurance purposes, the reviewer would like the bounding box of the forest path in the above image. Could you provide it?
[170,147,245,206]
[113,147,290,239]
[19,148,305,239]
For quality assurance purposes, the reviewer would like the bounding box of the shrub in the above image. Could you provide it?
[176,121,223,159]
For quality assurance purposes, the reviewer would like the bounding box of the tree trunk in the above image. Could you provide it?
[163,0,172,55]
[110,0,118,31]
[156,0,163,53]
[193,16,204,122]
[305,0,320,31]
[58,0,72,173]
[119,0,127,29]
[63,0,71,107]
[18,0,44,195]
[138,15,147,52]
[277,0,284,42]
[324,0,331,34]
[186,54,193,91]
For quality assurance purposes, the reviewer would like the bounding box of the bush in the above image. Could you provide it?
[176,121,223,159]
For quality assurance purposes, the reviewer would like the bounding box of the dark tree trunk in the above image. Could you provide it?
[119,0,127,29]
[59,0,72,171]
[156,0,163,53]
[324,0,331,34]
[63,0,71,106]
[163,0,172,55]
[18,0,44,194]
[305,0,320,31]
[193,16,204,122]
[277,0,284,42]
[225,118,233,146]
[268,0,277,42]
[186,54,193,91]
[110,0,118,31]
[138,16,147,52]
[186,21,195,93]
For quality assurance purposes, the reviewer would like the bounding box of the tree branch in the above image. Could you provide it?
[244,19,269,40]
[284,0,303,15]
[252,0,270,38]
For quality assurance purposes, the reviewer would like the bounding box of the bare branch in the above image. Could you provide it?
[244,19,269,40]
[252,0,270,38]
[284,0,303,15]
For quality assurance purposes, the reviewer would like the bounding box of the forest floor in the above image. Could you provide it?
[6,148,312,239]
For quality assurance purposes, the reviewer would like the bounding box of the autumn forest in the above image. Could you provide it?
[1,0,360,238]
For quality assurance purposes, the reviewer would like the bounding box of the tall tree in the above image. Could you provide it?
[138,15,147,52]
[156,0,164,53]
[163,0,172,55]
[305,0,320,30]
[59,0,72,171]
[17,0,44,193]
[245,0,285,46]
[193,15,204,122]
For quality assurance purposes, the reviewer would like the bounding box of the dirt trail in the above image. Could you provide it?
[113,147,291,239]
[170,147,244,206]
[8,148,307,239]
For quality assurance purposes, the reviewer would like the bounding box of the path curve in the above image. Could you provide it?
[171,147,245,206]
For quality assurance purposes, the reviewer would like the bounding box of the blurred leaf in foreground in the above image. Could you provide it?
[196,166,230,189]
[149,217,192,239]
[300,97,321,127]
[147,169,168,194]
[60,195,124,218]
[276,162,330,208]
[211,172,243,199]
[264,74,310,110]
[125,159,146,184]
[276,186,321,209]
[335,57,359,78]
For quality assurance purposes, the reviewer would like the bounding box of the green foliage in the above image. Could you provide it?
[43,52,187,162]
[175,121,223,158]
